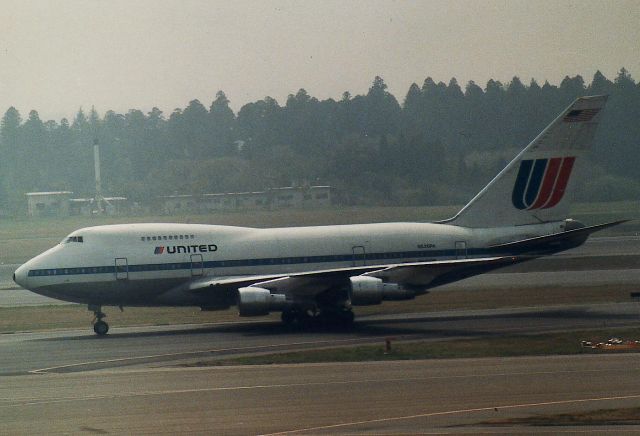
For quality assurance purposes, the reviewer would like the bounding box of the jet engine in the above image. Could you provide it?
[237,287,288,316]
[348,276,415,306]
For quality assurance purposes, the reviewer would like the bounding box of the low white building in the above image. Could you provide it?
[69,197,129,216]
[27,192,128,217]
[158,186,333,214]
[26,192,73,217]
[160,194,199,214]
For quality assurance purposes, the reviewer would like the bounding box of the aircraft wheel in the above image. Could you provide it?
[296,310,313,328]
[281,310,296,326]
[340,309,355,325]
[93,320,109,336]
[338,310,356,326]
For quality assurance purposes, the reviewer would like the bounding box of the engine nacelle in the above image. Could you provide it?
[349,276,415,306]
[237,287,288,316]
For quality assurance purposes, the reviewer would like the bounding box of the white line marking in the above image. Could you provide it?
[4,368,640,408]
[0,378,411,408]
[28,336,388,374]
[260,394,640,435]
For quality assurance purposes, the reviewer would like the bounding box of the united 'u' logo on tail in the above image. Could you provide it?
[512,157,576,210]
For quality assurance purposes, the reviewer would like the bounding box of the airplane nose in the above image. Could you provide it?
[13,264,29,288]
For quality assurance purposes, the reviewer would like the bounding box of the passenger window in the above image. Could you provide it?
[141,237,145,241]
[190,235,195,239]
[179,235,184,239]
[163,236,167,240]
[152,236,157,241]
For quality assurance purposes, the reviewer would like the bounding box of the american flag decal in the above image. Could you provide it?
[563,108,599,123]
[154,246,164,254]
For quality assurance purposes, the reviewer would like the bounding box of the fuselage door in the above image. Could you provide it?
[455,241,467,259]
[190,254,204,276]
[352,245,366,267]
[115,257,128,280]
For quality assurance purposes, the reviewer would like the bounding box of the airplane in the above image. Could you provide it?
[13,95,622,335]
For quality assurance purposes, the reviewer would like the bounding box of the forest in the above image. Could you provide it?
[0,68,638,215]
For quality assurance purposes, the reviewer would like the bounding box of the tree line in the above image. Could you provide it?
[1,68,638,215]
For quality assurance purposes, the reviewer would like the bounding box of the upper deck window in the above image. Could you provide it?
[140,234,198,241]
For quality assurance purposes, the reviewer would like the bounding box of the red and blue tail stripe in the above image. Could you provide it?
[512,157,575,210]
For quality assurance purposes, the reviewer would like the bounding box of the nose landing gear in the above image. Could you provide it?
[89,304,109,336]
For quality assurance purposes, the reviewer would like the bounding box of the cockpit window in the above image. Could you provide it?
[64,236,84,243]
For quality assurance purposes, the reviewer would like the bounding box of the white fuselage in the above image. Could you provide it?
[13,220,566,308]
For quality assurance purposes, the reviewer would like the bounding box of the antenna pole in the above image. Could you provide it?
[93,139,103,214]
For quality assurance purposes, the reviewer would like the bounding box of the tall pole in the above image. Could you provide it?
[93,138,103,214]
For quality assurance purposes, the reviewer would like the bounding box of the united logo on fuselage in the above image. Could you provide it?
[154,244,218,254]
[512,157,575,210]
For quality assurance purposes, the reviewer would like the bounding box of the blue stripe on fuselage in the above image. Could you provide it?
[26,248,496,277]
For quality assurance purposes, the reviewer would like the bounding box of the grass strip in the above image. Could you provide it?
[186,327,640,366]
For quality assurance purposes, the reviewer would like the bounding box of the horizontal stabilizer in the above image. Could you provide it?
[490,220,628,255]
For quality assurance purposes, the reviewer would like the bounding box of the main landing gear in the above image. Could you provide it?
[89,304,109,336]
[280,307,355,329]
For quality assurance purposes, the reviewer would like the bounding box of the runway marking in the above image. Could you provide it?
[1,378,434,407]
[3,367,640,408]
[27,336,396,374]
[260,393,640,435]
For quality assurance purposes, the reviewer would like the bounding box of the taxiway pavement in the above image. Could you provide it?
[2,354,640,434]
[1,301,639,376]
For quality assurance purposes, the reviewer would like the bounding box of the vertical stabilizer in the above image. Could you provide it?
[448,95,608,228]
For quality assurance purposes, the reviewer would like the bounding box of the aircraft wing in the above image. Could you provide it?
[188,256,520,299]
[362,256,519,288]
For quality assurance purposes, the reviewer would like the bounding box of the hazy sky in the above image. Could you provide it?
[1,0,638,120]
